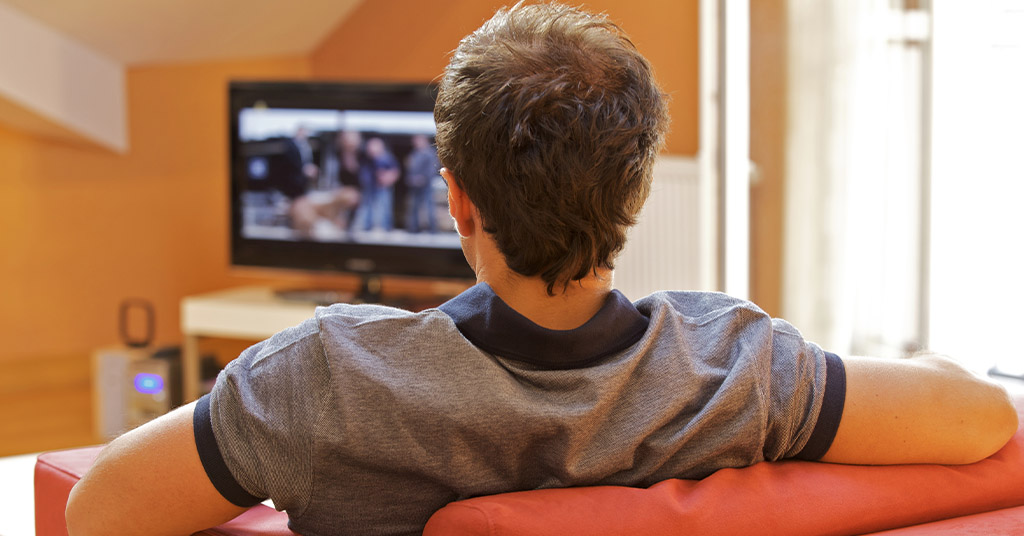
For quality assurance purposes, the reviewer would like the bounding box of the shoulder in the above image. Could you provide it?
[314,302,452,330]
[630,290,820,389]
[313,303,458,355]
[628,290,783,375]
[231,315,323,371]
[633,290,772,332]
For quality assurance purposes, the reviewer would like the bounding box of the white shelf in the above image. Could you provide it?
[181,286,318,340]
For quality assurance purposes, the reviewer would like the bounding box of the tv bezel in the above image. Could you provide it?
[228,80,474,281]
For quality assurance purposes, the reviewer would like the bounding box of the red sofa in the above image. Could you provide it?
[36,395,1024,535]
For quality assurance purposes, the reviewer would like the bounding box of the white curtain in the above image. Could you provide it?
[783,0,928,358]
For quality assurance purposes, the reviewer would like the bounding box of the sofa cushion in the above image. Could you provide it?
[424,394,1024,535]
[867,504,1024,535]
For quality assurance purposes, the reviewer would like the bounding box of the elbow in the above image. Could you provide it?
[65,481,89,536]
[959,383,1019,464]
[65,481,85,536]
[65,479,102,536]
[987,385,1020,453]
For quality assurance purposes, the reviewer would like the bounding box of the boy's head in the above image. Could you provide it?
[435,2,669,293]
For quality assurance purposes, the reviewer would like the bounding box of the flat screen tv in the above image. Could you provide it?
[228,81,474,296]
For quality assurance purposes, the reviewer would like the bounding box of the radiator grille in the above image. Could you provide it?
[614,156,704,301]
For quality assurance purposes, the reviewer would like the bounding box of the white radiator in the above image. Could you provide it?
[614,155,706,301]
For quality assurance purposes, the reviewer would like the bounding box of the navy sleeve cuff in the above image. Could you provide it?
[794,351,846,460]
[193,394,265,507]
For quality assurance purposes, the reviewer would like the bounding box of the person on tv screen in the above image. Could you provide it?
[334,129,365,191]
[314,129,366,233]
[277,125,318,198]
[67,3,1018,536]
[405,133,441,233]
[353,136,400,232]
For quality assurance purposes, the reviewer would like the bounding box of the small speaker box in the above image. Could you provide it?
[92,347,174,440]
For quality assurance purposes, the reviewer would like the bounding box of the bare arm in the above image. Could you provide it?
[822,354,1018,465]
[65,401,248,536]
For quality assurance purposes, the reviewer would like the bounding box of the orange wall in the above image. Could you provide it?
[0,57,321,362]
[310,0,699,155]
[0,2,700,364]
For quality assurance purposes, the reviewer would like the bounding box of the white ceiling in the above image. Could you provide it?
[0,0,364,65]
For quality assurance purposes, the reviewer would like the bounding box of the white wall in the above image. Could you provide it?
[0,2,126,152]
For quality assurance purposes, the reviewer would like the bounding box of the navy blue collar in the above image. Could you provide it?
[438,283,649,369]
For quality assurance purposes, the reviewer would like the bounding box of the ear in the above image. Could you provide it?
[442,168,476,238]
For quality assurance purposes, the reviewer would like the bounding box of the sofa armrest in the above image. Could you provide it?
[34,446,103,536]
[33,446,294,536]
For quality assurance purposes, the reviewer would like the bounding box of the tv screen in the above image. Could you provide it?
[229,81,474,283]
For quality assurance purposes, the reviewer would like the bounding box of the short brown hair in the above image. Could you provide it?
[434,2,669,293]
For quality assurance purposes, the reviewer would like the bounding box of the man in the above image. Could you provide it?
[404,133,441,233]
[275,125,319,201]
[352,136,401,232]
[66,3,1017,536]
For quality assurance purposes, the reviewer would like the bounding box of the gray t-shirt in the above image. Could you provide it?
[193,283,845,536]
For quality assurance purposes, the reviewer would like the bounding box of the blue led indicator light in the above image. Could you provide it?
[134,373,164,394]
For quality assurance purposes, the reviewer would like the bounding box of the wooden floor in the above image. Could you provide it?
[0,354,98,457]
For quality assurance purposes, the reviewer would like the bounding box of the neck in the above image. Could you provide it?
[460,218,614,330]
[478,268,614,331]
